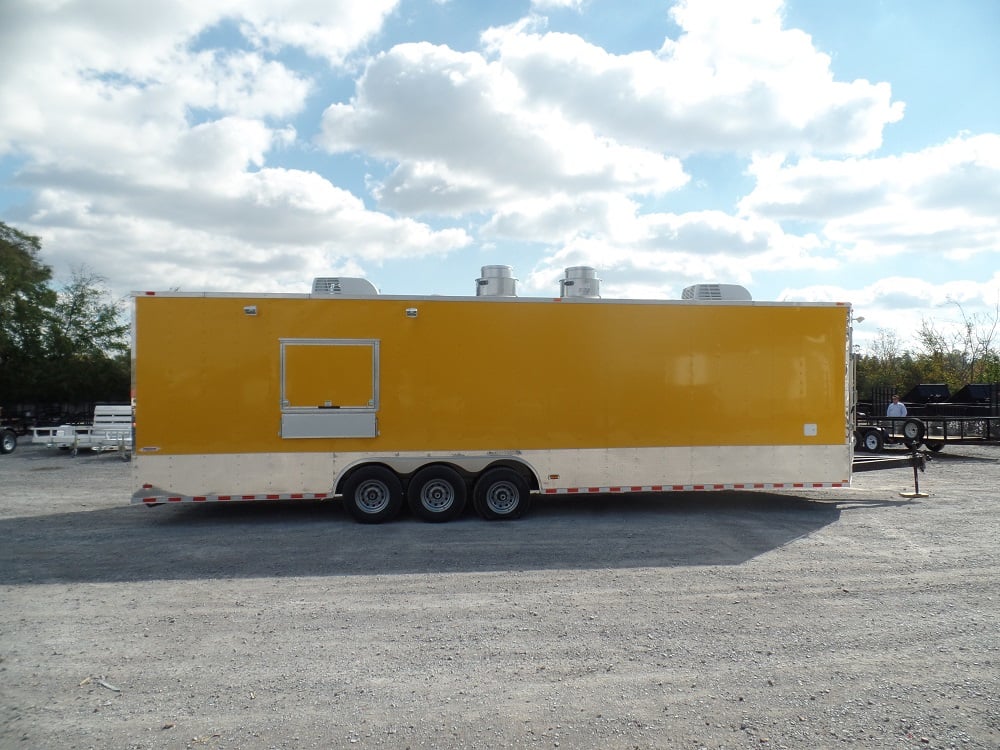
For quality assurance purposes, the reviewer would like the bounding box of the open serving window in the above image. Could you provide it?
[280,338,379,438]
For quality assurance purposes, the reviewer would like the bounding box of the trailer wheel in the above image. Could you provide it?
[902,418,925,443]
[407,465,467,523]
[473,468,531,521]
[342,466,404,524]
[925,440,945,452]
[862,428,884,453]
[1,429,16,454]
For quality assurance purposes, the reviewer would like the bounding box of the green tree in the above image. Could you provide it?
[2,224,131,410]
[856,302,1000,402]
[916,301,1000,391]
[0,222,57,402]
[43,267,131,402]
[951,300,999,384]
[855,328,920,397]
[47,267,129,359]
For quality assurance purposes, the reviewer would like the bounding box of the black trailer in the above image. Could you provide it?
[856,383,1000,453]
[855,383,1000,453]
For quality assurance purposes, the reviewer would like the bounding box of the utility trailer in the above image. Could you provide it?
[857,383,1000,452]
[857,415,1000,453]
[854,417,928,453]
[31,422,93,449]
[33,404,133,455]
[131,268,858,522]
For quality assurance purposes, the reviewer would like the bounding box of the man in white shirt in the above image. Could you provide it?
[886,395,907,417]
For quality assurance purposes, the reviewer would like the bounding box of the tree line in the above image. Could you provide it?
[1,221,130,422]
[856,312,1000,400]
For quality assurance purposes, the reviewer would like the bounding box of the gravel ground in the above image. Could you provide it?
[1,442,997,749]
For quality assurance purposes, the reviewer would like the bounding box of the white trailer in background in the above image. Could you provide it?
[32,404,132,456]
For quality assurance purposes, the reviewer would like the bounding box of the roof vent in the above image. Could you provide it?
[681,283,752,301]
[312,277,378,296]
[476,265,518,297]
[560,266,600,298]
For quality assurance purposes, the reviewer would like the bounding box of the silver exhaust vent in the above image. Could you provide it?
[476,265,518,297]
[560,266,600,298]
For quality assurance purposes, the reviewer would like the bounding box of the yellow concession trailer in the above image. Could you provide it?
[131,276,856,522]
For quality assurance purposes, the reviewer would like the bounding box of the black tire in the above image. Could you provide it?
[407,465,467,523]
[341,466,404,524]
[925,440,945,453]
[902,418,925,442]
[0,429,16,454]
[862,428,884,453]
[473,468,531,521]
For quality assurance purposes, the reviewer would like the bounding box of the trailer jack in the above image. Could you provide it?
[852,449,930,498]
[898,450,929,499]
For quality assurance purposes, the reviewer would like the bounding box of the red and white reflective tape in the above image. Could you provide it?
[139,482,846,504]
[140,492,329,504]
[542,482,845,495]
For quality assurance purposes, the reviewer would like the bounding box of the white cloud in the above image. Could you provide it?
[313,0,907,288]
[171,118,279,181]
[482,0,903,157]
[0,0,400,161]
[790,275,1000,312]
[741,134,1000,261]
[27,168,470,296]
[782,273,1000,350]
[238,0,399,66]
[205,52,314,119]
[0,0,474,297]
[512,202,830,298]
[531,0,587,10]
[320,42,688,213]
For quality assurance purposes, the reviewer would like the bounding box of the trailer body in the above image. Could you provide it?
[131,288,854,521]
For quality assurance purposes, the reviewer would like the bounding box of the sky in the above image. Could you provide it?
[1,0,998,350]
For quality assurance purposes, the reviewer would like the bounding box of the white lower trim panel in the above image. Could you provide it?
[131,444,850,504]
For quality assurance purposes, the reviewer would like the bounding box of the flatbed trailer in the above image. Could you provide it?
[131,270,860,522]
[857,415,1000,452]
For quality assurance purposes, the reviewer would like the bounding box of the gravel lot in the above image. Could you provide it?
[1,442,997,749]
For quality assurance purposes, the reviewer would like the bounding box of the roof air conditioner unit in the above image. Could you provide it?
[311,277,378,296]
[681,284,752,301]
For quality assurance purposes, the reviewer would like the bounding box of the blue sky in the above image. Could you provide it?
[1,0,998,349]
